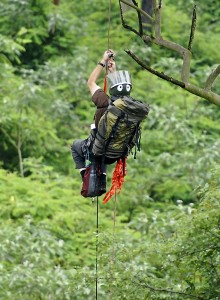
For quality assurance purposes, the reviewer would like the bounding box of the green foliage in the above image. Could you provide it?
[0,0,220,298]
[0,216,95,300]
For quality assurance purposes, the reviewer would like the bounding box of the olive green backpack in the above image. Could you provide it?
[92,96,150,164]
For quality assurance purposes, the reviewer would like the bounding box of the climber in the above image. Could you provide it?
[71,49,116,188]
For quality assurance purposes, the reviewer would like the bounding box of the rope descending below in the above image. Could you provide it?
[103,158,127,204]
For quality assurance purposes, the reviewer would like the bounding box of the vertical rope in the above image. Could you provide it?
[99,1,112,297]
[107,0,112,49]
[109,191,117,298]
[104,0,112,93]
[113,191,117,234]
[95,196,99,300]
[112,191,117,263]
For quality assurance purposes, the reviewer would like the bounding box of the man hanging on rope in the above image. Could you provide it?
[71,49,149,199]
[71,49,115,192]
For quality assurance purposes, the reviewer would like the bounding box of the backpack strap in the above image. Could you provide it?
[133,123,141,159]
[101,107,125,165]
[105,110,125,149]
[108,103,122,117]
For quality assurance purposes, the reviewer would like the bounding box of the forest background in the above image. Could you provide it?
[0,0,220,299]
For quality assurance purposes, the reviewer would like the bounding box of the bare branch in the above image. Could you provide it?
[125,50,220,106]
[154,6,161,38]
[119,1,220,106]
[205,65,220,90]
[119,1,140,36]
[188,5,197,51]
[120,1,191,83]
[120,0,153,23]
[182,50,191,83]
[130,0,143,36]
[142,35,192,83]
[120,0,132,13]
[125,49,185,88]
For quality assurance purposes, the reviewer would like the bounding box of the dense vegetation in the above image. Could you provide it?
[0,0,219,299]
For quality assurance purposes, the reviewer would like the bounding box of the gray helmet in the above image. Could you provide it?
[107,70,132,96]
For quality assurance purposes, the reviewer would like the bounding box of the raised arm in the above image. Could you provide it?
[87,50,115,96]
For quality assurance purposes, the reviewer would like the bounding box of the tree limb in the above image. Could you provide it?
[119,1,220,106]
[154,5,161,38]
[119,1,140,36]
[205,65,220,90]
[121,1,192,83]
[188,5,197,51]
[120,0,153,23]
[125,49,185,88]
[125,50,220,106]
[132,0,143,36]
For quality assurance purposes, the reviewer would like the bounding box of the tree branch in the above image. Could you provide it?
[205,65,220,90]
[188,5,197,51]
[119,1,220,106]
[125,50,220,106]
[125,49,185,88]
[132,0,143,36]
[120,0,153,23]
[119,1,140,36]
[154,5,161,38]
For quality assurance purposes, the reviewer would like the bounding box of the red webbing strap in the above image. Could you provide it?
[103,158,127,204]
[104,70,108,93]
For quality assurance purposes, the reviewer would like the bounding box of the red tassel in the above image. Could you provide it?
[103,158,127,204]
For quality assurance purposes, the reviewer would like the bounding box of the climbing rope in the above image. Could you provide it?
[95,196,99,300]
[104,0,112,93]
[95,1,112,298]
[107,0,112,50]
